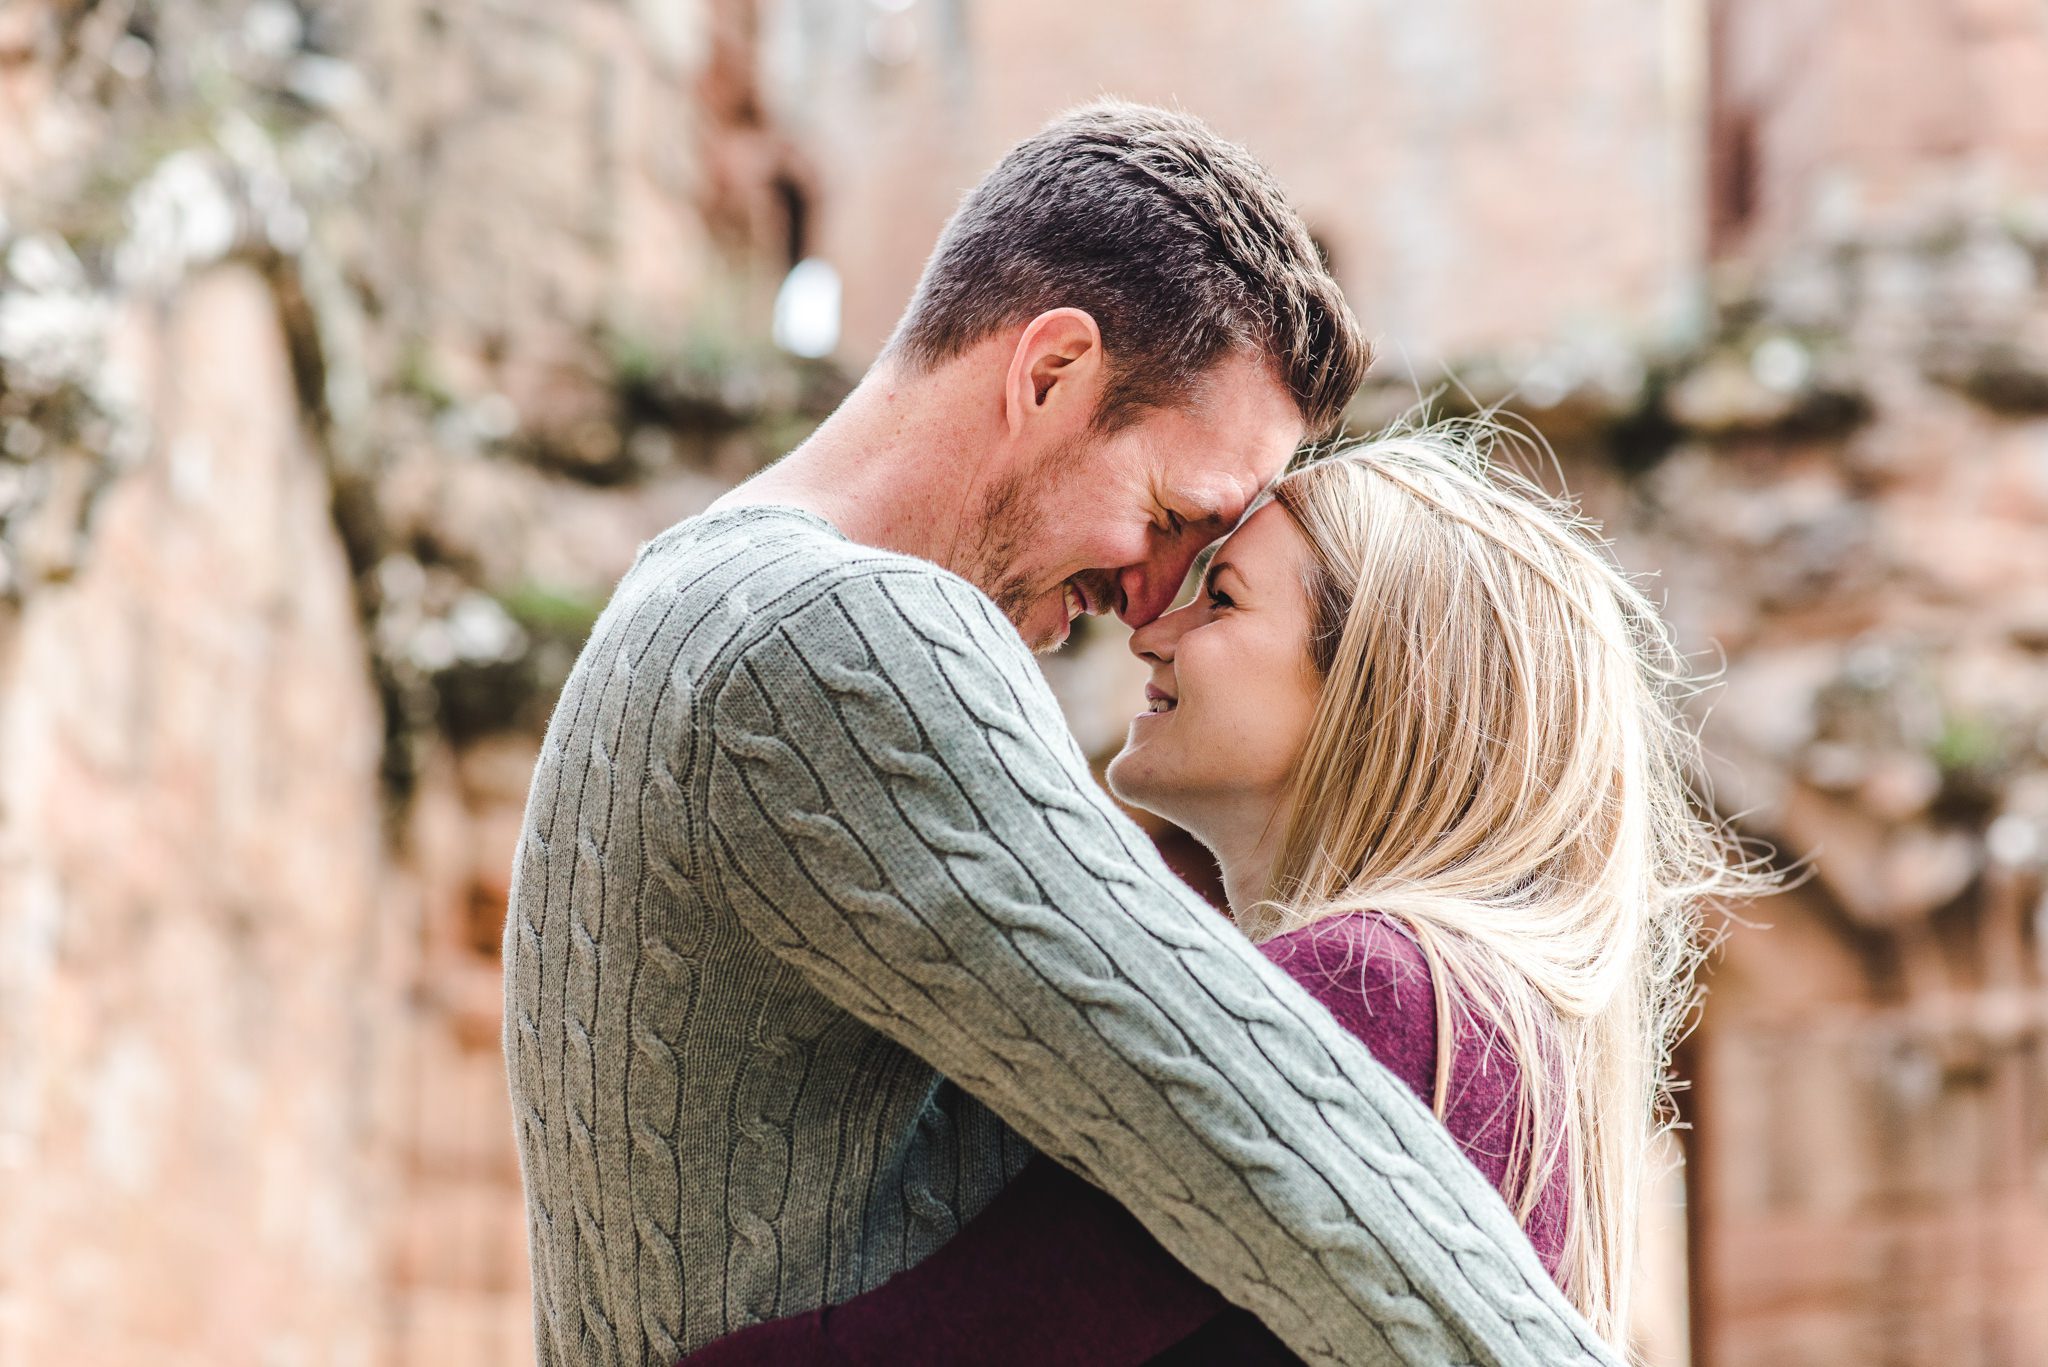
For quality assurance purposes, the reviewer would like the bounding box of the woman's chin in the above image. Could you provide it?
[1105,748,1171,818]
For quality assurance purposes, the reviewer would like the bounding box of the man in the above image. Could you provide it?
[505,100,1615,1366]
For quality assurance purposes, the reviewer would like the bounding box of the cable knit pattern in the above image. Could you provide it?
[504,506,1620,1366]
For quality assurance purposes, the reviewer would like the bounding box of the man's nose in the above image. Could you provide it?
[1115,546,1200,628]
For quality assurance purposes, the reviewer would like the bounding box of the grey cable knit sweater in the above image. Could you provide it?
[503,505,1617,1367]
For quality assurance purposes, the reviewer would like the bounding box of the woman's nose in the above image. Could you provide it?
[1128,601,1190,663]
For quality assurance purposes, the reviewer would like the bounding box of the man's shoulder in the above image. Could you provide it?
[632,505,981,614]
[632,503,915,591]
[617,504,1027,684]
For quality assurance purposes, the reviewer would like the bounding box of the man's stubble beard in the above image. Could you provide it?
[956,434,1119,653]
[961,463,1050,642]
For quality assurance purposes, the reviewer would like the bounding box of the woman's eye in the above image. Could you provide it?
[1207,588,1234,610]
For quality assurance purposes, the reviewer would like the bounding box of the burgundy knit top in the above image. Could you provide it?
[681,911,1569,1366]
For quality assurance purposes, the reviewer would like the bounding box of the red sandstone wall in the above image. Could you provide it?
[1709,0,2048,257]
[757,0,1705,367]
[6,3,2046,1365]
[0,266,399,1362]
[1621,4,2048,1361]
[0,2,791,1363]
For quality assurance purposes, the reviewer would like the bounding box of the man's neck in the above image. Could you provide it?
[712,363,994,576]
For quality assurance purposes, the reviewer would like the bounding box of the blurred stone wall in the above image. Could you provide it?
[1,256,398,1364]
[3,1,2045,1365]
[758,0,1706,368]
[0,1,824,1362]
[1649,2,2048,1362]
[1347,1,2048,1360]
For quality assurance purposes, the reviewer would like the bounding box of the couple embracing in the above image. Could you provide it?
[506,99,1755,1367]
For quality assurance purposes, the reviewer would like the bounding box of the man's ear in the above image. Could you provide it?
[1002,308,1103,439]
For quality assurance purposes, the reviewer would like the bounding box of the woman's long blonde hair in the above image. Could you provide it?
[1248,420,1771,1351]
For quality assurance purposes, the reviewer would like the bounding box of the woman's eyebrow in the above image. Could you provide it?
[1204,558,1242,595]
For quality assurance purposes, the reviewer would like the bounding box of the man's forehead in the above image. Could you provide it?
[1175,460,1284,527]
[1158,357,1303,520]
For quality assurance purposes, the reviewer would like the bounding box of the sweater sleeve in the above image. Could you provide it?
[700,564,1616,1366]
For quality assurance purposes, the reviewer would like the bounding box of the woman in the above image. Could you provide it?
[685,423,1767,1364]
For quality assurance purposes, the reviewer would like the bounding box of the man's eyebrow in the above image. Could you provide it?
[1170,475,1260,528]
[1169,492,1230,527]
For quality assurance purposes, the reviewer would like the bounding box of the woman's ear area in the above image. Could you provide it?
[1002,308,1105,438]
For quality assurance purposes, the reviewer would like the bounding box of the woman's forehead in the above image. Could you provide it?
[1216,499,1302,563]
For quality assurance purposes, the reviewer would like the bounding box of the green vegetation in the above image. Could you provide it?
[499,581,607,644]
[1932,710,2010,777]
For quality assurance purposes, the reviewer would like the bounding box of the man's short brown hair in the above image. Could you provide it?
[884,100,1371,439]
